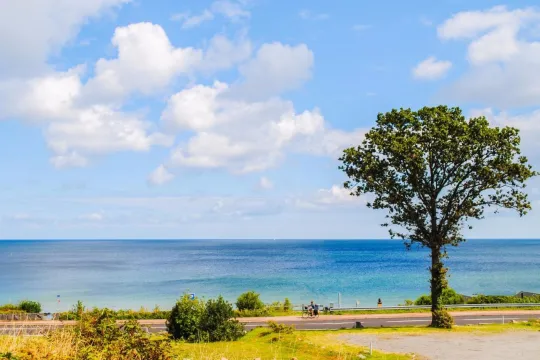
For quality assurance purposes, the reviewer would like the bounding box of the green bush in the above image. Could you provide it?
[283,298,292,312]
[166,294,205,342]
[267,321,294,334]
[76,308,170,359]
[414,288,465,306]
[467,294,540,304]
[199,296,244,342]
[18,300,41,313]
[431,310,454,329]
[234,308,270,317]
[236,291,265,311]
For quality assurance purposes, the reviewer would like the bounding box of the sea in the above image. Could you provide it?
[1,239,539,312]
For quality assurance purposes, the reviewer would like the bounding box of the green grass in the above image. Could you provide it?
[170,327,412,359]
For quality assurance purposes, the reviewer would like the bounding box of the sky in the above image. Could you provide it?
[1,0,540,239]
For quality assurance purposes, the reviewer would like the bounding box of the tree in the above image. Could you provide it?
[236,291,265,311]
[166,294,205,341]
[339,106,536,328]
[199,296,244,342]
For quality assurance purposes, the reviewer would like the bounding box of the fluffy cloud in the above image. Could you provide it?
[439,6,540,108]
[230,42,314,99]
[84,22,203,102]
[161,81,364,173]
[0,0,130,77]
[148,165,175,185]
[412,56,452,80]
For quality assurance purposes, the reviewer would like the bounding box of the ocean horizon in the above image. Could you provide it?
[1,239,539,312]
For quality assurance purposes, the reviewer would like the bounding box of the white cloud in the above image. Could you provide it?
[412,56,452,80]
[198,34,252,74]
[45,105,173,157]
[80,212,105,221]
[84,22,203,102]
[352,24,371,31]
[50,152,89,169]
[0,0,130,77]
[299,10,329,20]
[259,177,273,190]
[230,42,314,100]
[161,81,364,173]
[172,0,249,29]
[148,165,175,185]
[439,6,540,107]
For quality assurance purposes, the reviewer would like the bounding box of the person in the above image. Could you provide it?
[377,298,382,307]
[312,301,319,316]
[307,302,313,316]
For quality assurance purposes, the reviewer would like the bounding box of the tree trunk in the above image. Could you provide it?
[430,246,453,328]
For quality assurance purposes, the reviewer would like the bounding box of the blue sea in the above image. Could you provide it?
[1,240,539,312]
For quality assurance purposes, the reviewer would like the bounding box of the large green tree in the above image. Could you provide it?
[339,106,536,328]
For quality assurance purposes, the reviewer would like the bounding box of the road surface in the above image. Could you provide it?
[1,310,540,335]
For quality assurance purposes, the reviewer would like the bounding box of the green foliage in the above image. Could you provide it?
[167,294,244,343]
[267,321,295,334]
[199,296,244,342]
[236,291,265,311]
[167,294,205,342]
[76,308,171,359]
[283,298,292,312]
[431,310,454,329]
[0,352,20,360]
[234,308,270,317]
[18,301,41,313]
[415,288,465,305]
[340,105,537,327]
[467,294,540,304]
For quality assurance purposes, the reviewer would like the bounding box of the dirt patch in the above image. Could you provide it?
[340,331,540,360]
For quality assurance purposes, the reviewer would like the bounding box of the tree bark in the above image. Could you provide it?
[430,246,453,328]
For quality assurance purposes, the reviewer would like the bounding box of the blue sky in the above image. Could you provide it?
[1,0,540,239]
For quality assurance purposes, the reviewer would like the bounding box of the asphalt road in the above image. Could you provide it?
[1,312,540,335]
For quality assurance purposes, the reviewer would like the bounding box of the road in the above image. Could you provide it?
[1,311,540,335]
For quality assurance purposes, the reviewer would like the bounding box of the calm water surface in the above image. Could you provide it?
[1,240,539,311]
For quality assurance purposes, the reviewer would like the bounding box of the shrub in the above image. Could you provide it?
[236,291,264,311]
[267,321,294,334]
[283,298,292,312]
[234,308,270,317]
[431,310,454,329]
[199,296,244,342]
[18,301,41,313]
[166,294,205,342]
[76,308,171,359]
[466,294,540,304]
[414,288,465,306]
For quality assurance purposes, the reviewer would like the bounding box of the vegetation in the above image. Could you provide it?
[340,106,537,328]
[166,294,205,342]
[167,294,244,342]
[0,308,170,360]
[236,290,265,311]
[414,288,465,305]
[199,296,244,342]
[0,301,41,314]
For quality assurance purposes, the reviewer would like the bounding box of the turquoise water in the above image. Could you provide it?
[1,240,539,312]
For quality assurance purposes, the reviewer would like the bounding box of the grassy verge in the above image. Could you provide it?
[323,306,540,316]
[170,327,412,359]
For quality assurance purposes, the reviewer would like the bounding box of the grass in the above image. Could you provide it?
[170,327,412,359]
